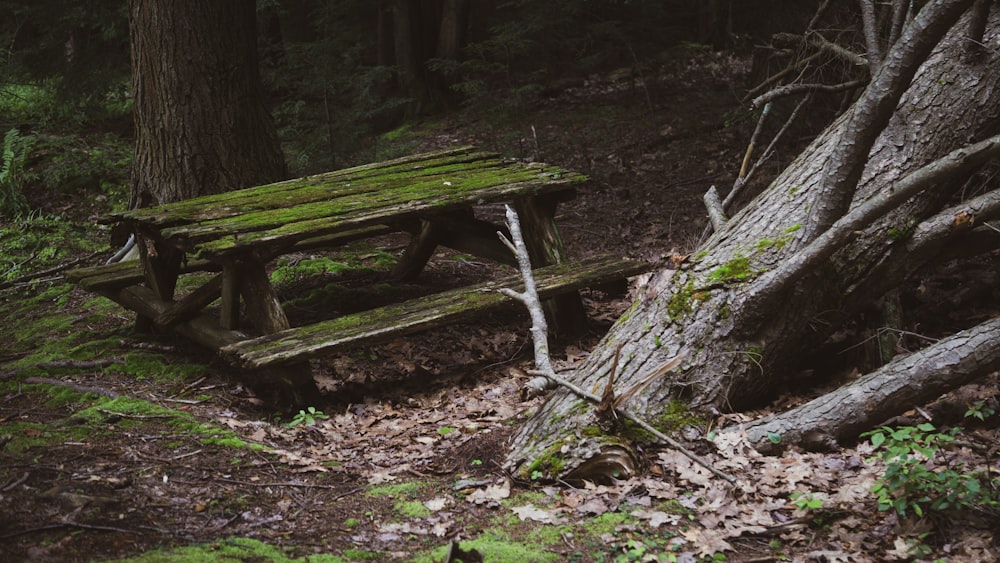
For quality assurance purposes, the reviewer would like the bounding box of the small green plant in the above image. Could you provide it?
[286,406,329,427]
[862,423,996,517]
[789,492,824,512]
[965,400,996,421]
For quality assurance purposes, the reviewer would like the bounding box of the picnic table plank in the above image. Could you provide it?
[155,163,582,258]
[221,255,652,369]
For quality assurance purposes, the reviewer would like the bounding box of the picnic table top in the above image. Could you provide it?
[111,146,587,260]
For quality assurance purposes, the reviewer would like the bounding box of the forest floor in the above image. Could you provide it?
[2,48,999,562]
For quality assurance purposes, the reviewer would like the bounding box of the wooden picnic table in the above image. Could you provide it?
[68,147,651,406]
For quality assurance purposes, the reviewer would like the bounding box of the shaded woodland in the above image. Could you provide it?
[2,1,999,561]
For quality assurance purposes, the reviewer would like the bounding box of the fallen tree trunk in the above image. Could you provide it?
[504,3,1000,482]
[735,315,1000,453]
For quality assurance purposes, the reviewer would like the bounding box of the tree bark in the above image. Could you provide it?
[128,0,286,208]
[505,5,1000,481]
[735,316,1000,453]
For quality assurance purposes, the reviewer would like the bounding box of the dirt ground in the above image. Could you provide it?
[2,49,999,562]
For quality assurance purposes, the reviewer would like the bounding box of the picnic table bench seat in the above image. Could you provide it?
[222,254,653,369]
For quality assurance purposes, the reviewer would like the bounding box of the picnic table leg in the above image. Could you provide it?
[391,218,442,281]
[513,194,589,337]
[238,259,321,408]
[136,234,183,332]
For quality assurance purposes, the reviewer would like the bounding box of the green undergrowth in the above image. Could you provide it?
[0,378,263,455]
[109,537,348,563]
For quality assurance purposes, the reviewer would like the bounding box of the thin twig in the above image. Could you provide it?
[751,79,866,110]
[0,251,103,291]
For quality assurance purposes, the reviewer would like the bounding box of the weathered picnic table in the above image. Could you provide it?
[67,147,650,406]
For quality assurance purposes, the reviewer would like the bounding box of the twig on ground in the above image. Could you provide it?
[0,251,103,291]
[24,377,120,398]
[37,359,120,370]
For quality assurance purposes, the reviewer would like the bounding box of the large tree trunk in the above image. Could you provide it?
[505,2,1000,482]
[128,0,286,208]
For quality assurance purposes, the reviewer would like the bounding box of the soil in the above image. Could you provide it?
[2,48,999,562]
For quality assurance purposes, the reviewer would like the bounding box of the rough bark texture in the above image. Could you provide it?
[505,6,1000,481]
[736,316,1000,453]
[128,0,286,208]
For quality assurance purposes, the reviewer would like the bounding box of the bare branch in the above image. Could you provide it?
[806,0,833,33]
[703,186,727,231]
[736,94,811,198]
[806,0,978,241]
[908,186,1000,254]
[745,51,821,102]
[965,0,992,59]
[803,31,869,68]
[748,133,1000,326]
[860,0,884,72]
[496,205,553,381]
[750,79,867,110]
[888,0,910,47]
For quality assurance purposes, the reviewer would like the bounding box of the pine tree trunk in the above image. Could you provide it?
[505,6,1000,482]
[128,0,286,208]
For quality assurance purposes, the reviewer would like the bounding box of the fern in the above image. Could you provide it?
[0,128,34,217]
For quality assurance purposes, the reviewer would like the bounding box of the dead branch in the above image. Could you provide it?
[37,359,120,370]
[750,79,867,110]
[807,0,978,239]
[0,251,103,291]
[908,186,1000,254]
[703,186,727,231]
[734,315,1000,453]
[774,31,868,67]
[24,377,120,398]
[860,0,884,72]
[496,204,555,394]
[733,94,811,203]
[965,0,992,58]
[750,133,1000,326]
[888,0,909,48]
[745,51,821,102]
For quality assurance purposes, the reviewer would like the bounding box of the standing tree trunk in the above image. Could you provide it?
[505,2,1000,482]
[128,0,286,208]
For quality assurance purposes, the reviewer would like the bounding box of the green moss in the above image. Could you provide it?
[589,511,635,535]
[108,537,347,562]
[887,219,916,241]
[107,352,209,384]
[412,535,560,563]
[523,440,573,480]
[783,223,802,233]
[666,280,696,320]
[365,481,424,498]
[655,400,705,433]
[707,253,753,284]
[718,301,731,320]
[394,500,432,518]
